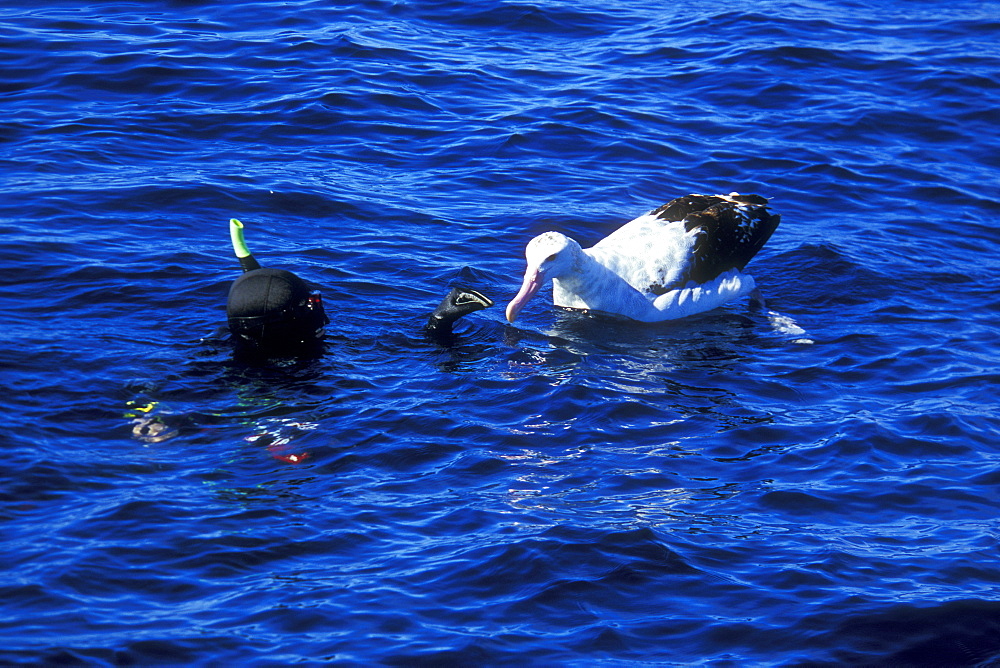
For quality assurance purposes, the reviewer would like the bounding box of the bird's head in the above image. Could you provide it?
[505,232,578,323]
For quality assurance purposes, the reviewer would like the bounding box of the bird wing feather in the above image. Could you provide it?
[679,197,780,285]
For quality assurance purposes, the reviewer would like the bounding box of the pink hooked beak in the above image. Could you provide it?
[506,267,544,323]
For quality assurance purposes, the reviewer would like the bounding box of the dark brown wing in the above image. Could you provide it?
[650,194,727,221]
[653,194,780,286]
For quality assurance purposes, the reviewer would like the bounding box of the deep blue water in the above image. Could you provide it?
[3,0,1000,664]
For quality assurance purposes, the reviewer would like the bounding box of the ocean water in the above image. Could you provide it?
[3,0,1000,664]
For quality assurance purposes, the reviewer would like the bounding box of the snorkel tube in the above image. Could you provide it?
[230,218,262,273]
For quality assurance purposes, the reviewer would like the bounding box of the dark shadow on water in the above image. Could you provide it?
[425,321,503,373]
[828,599,1000,666]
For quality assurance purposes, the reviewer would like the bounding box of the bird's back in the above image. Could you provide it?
[588,194,779,297]
[669,194,780,284]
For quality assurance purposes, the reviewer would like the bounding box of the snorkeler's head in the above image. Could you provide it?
[226,268,327,354]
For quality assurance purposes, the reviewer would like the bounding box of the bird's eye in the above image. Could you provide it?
[544,253,557,263]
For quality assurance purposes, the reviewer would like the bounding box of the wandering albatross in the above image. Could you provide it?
[505,193,780,323]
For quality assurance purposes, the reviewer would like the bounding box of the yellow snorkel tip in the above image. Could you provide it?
[229,218,261,272]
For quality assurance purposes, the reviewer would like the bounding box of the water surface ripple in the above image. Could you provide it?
[2,0,999,664]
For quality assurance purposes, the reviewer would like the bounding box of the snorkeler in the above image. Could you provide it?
[226,219,329,355]
[226,219,493,355]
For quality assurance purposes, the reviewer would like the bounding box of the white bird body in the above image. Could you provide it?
[505,193,780,323]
